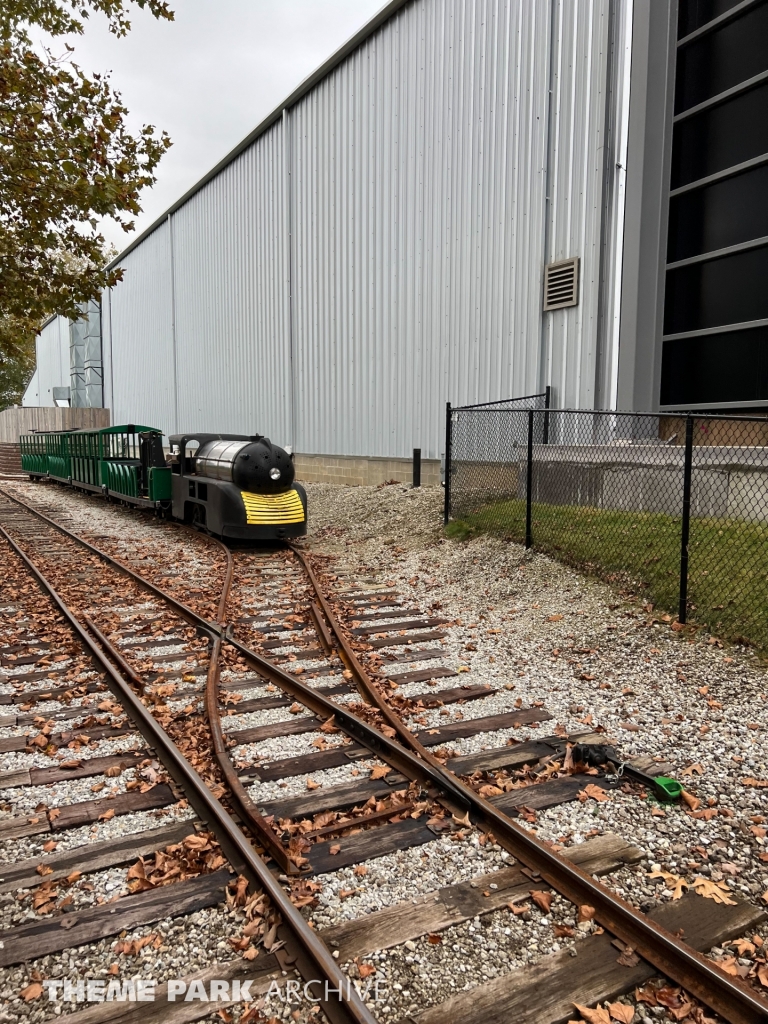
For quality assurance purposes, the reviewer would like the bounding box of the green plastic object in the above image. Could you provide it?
[652,776,683,802]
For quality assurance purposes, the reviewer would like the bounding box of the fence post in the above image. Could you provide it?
[525,409,534,549]
[678,415,694,624]
[412,448,421,488]
[543,385,551,445]
[443,403,452,525]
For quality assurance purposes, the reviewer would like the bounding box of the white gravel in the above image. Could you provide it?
[310,832,511,928]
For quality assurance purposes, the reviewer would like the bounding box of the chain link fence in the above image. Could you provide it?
[445,402,768,654]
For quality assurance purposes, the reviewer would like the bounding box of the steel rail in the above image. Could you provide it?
[291,551,768,1024]
[0,521,378,1024]
[289,543,439,761]
[0,489,469,807]
[3,489,768,1022]
[193,533,303,875]
[85,611,299,877]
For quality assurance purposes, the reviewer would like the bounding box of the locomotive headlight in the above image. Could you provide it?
[269,467,281,480]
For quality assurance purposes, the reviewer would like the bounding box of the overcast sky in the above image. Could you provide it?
[67,0,385,251]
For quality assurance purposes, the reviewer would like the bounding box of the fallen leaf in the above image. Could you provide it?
[98,808,115,822]
[358,962,377,977]
[692,877,736,905]
[20,982,42,1002]
[329,845,341,856]
[547,614,563,622]
[306,778,320,790]
[580,784,609,803]
[681,790,700,811]
[530,890,552,913]
[608,1003,634,1024]
[427,933,442,944]
[573,1003,610,1024]
[478,784,503,798]
[578,904,596,922]
[369,765,392,780]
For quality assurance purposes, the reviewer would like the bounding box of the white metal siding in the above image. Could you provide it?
[21,368,40,406]
[107,221,175,433]
[289,0,553,458]
[29,317,70,407]
[171,121,293,443]
[32,0,629,459]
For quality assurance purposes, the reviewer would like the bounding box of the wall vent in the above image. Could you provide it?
[543,257,580,311]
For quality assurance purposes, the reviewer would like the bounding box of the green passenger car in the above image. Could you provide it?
[20,425,172,507]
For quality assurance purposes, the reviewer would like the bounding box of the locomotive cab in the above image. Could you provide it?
[168,432,307,540]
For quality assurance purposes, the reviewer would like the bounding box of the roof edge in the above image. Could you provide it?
[106,0,414,272]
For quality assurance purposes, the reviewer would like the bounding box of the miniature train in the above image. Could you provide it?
[19,424,307,541]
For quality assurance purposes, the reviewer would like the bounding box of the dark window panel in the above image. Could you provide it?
[678,0,748,38]
[671,80,768,188]
[661,326,768,404]
[675,2,768,112]
[663,244,768,334]
[667,164,768,261]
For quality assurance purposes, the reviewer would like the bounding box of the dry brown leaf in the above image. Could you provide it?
[681,790,700,811]
[369,765,392,780]
[547,614,564,622]
[329,844,341,856]
[478,784,503,798]
[573,1003,611,1024]
[306,778,320,790]
[530,890,552,913]
[580,784,609,803]
[692,877,736,905]
[578,904,596,922]
[648,870,687,899]
[20,982,42,1002]
[358,962,377,977]
[98,808,115,822]
[608,1003,634,1024]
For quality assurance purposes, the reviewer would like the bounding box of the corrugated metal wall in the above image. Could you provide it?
[289,0,554,457]
[25,317,69,407]
[44,0,629,459]
[171,121,292,441]
[105,220,175,433]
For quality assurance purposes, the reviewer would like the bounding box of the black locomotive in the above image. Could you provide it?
[169,432,307,540]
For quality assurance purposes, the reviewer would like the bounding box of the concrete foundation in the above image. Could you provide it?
[294,453,440,488]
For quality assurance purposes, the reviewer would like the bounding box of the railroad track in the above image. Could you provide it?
[1,483,767,1024]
